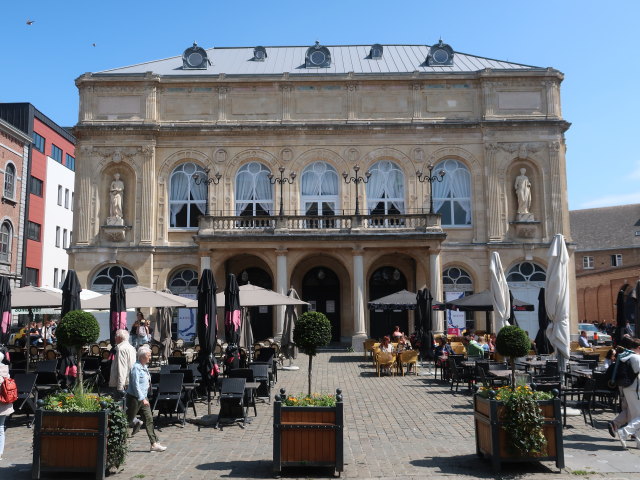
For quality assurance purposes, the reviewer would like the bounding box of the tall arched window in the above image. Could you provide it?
[432,159,471,226]
[235,162,272,216]
[0,221,12,263]
[4,164,15,199]
[365,161,405,215]
[169,162,207,228]
[443,266,474,331]
[168,269,198,296]
[90,265,137,292]
[506,262,547,340]
[301,162,338,228]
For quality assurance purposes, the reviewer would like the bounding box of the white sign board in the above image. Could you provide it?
[445,291,466,335]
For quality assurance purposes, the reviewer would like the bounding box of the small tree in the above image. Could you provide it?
[293,311,332,396]
[495,325,531,387]
[56,310,100,392]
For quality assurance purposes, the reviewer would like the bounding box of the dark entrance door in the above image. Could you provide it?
[236,267,273,341]
[369,267,408,340]
[302,267,341,342]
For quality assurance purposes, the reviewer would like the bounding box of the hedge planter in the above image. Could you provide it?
[273,388,344,477]
[473,393,564,472]
[32,409,108,480]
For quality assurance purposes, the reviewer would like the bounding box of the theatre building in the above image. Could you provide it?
[69,41,577,348]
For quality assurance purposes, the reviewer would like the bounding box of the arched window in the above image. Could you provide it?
[366,161,405,215]
[235,162,272,216]
[432,159,471,226]
[168,269,198,296]
[443,266,474,332]
[301,162,338,227]
[169,162,207,228]
[506,262,546,340]
[4,164,15,199]
[0,221,12,263]
[90,265,137,292]
[506,262,546,283]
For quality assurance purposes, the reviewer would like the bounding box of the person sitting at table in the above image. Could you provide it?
[435,337,453,358]
[478,336,490,352]
[463,335,484,358]
[29,322,42,346]
[488,333,497,352]
[391,326,404,341]
[397,335,412,352]
[13,325,27,347]
[41,319,55,345]
[603,348,616,369]
[578,330,591,348]
[380,336,394,353]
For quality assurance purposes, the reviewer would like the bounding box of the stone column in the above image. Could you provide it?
[144,84,157,122]
[347,83,357,121]
[275,248,288,340]
[351,248,367,351]
[412,83,422,119]
[548,141,566,237]
[429,250,443,333]
[139,145,155,244]
[76,146,93,245]
[217,87,227,122]
[280,84,292,121]
[200,255,211,273]
[481,79,494,119]
[485,143,505,241]
[544,80,559,118]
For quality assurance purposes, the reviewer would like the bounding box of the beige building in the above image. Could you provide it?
[70,41,577,347]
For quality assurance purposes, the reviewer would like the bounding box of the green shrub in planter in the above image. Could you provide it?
[496,325,531,386]
[293,311,332,395]
[56,310,100,391]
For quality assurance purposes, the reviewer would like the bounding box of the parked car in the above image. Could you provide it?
[576,323,612,345]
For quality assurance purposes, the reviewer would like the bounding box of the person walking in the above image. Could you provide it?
[108,329,137,399]
[0,351,14,461]
[615,337,640,448]
[126,345,167,452]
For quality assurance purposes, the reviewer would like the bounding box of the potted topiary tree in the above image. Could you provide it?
[495,325,530,387]
[55,310,100,391]
[293,311,331,396]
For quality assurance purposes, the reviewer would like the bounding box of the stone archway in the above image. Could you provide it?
[302,267,341,342]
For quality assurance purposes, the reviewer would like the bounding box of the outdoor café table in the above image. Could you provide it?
[244,381,260,416]
[516,359,547,373]
[486,369,511,379]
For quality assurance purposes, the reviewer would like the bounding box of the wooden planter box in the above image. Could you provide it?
[474,394,564,472]
[32,409,108,480]
[273,389,344,476]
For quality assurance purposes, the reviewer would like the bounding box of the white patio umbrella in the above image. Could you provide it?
[545,234,570,374]
[11,286,63,307]
[489,251,511,332]
[83,285,196,309]
[216,283,309,307]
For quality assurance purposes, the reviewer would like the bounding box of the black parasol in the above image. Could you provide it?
[196,268,218,414]
[416,288,434,360]
[61,270,82,317]
[0,276,11,347]
[109,276,127,352]
[224,274,241,345]
[534,288,553,354]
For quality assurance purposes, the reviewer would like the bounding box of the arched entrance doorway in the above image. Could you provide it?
[237,267,273,341]
[302,267,341,342]
[369,266,408,339]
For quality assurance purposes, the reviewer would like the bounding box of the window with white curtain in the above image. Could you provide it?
[0,221,11,263]
[365,161,405,224]
[431,159,471,226]
[4,164,15,199]
[301,162,338,228]
[169,162,207,228]
[235,162,273,216]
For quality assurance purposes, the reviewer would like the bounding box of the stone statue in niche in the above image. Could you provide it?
[107,172,124,225]
[514,168,534,221]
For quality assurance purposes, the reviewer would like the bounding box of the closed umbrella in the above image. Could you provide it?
[489,252,511,332]
[416,289,434,361]
[239,308,254,362]
[0,276,11,348]
[614,284,630,346]
[545,234,571,374]
[224,274,241,345]
[281,288,300,370]
[197,269,218,415]
[156,303,173,362]
[534,288,553,354]
[61,270,82,317]
[109,276,127,352]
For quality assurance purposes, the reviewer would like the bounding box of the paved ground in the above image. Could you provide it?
[2,351,640,479]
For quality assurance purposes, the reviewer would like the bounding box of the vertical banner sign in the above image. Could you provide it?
[445,291,465,335]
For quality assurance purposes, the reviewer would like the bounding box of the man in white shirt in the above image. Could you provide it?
[109,329,137,398]
[578,330,590,348]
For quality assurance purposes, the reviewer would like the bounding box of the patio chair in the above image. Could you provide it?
[249,363,271,402]
[168,356,187,368]
[363,339,377,360]
[35,360,57,373]
[150,344,162,367]
[228,368,257,416]
[90,344,101,356]
[160,364,181,374]
[561,377,595,427]
[447,357,470,392]
[174,369,198,417]
[215,377,247,430]
[376,352,395,377]
[152,373,187,427]
[44,349,57,361]
[592,371,618,411]
[397,350,418,376]
[255,347,277,383]
[35,371,60,396]
[11,373,38,426]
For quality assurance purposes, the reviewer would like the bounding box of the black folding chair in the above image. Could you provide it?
[35,360,57,373]
[160,364,181,374]
[561,377,595,427]
[215,377,247,430]
[35,371,60,396]
[152,373,187,427]
[173,369,197,417]
[168,356,187,368]
[11,373,38,426]
[249,363,271,402]
[82,357,105,391]
[228,368,257,416]
[254,347,277,383]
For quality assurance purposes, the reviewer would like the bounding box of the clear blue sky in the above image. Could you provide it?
[2,1,638,211]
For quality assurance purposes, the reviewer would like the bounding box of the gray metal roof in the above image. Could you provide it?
[570,204,640,252]
[98,44,541,77]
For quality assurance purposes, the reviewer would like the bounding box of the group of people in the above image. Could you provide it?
[378,326,413,353]
[130,312,152,347]
[13,319,57,347]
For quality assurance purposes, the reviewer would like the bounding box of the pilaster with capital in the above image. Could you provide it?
[139,145,156,244]
[346,83,357,120]
[485,143,505,241]
[412,83,422,119]
[544,80,559,118]
[481,81,494,119]
[429,250,443,333]
[76,146,94,245]
[351,248,367,350]
[79,86,94,122]
[548,141,566,236]
[280,85,292,121]
[217,87,228,122]
[144,84,157,122]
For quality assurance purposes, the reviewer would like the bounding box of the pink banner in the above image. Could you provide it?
[0,311,9,334]
[225,310,241,330]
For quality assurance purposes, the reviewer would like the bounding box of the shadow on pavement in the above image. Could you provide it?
[411,454,556,478]
[197,460,340,478]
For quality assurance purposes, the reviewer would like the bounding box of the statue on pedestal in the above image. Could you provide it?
[514,168,534,222]
[107,173,124,226]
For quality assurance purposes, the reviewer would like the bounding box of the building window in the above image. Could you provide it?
[4,163,15,199]
[90,264,137,292]
[54,268,59,288]
[51,144,62,163]
[55,227,60,247]
[168,269,199,295]
[71,192,74,211]
[235,162,273,216]
[30,176,43,197]
[66,154,75,171]
[506,262,547,282]
[61,269,66,285]
[432,159,472,226]
[25,267,38,286]
[443,266,474,330]
[583,256,594,269]
[300,162,338,227]
[169,162,207,228]
[26,221,41,241]
[366,160,405,215]
[611,254,623,267]
[0,221,11,263]
[69,231,72,245]
[33,132,45,153]
[57,185,63,205]
[63,229,67,248]
[64,189,69,209]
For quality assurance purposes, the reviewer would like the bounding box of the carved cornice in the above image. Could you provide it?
[497,142,545,158]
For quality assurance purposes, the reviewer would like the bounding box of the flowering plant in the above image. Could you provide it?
[477,385,553,455]
[282,393,336,407]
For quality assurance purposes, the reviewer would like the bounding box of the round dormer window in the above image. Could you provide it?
[310,50,326,66]
[182,42,209,70]
[255,50,265,60]
[432,48,449,64]
[187,51,204,67]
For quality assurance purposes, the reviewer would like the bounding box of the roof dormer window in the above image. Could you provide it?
[427,40,454,66]
[182,42,210,70]
[305,41,331,68]
[369,44,383,59]
[253,46,267,61]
